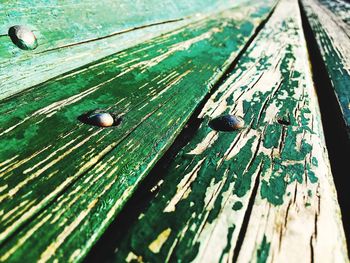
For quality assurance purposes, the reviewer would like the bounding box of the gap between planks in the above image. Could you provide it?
[299,0,350,253]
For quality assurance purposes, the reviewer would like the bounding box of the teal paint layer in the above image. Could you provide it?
[0,0,251,100]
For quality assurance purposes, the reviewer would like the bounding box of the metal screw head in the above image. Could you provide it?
[88,113,114,127]
[209,114,244,132]
[8,25,38,50]
[78,110,122,128]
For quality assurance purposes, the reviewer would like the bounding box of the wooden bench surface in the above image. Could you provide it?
[301,0,350,137]
[0,0,248,100]
[0,0,348,262]
[105,1,348,262]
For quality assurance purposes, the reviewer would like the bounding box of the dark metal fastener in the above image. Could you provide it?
[8,25,38,50]
[209,114,244,132]
[78,110,122,128]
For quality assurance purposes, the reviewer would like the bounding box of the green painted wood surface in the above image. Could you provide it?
[92,0,347,262]
[317,0,350,26]
[301,0,350,137]
[0,2,277,262]
[0,18,187,100]
[0,0,250,100]
[0,0,244,47]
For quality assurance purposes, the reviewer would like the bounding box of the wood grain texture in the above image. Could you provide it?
[301,0,350,137]
[101,1,347,262]
[0,0,251,100]
[0,18,186,100]
[317,0,350,26]
[0,2,277,262]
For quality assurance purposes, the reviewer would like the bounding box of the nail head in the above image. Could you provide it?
[209,114,244,132]
[88,113,114,127]
[8,25,38,50]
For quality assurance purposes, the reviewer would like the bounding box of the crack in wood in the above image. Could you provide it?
[37,18,186,54]
[232,162,264,263]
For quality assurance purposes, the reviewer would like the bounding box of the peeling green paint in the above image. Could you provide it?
[98,1,331,262]
[0,2,277,262]
[256,235,271,263]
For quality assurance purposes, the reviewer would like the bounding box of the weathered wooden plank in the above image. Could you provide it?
[0,2,277,261]
[0,18,187,100]
[301,0,350,137]
[0,0,250,100]
[317,0,350,27]
[0,0,241,49]
[93,0,347,262]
